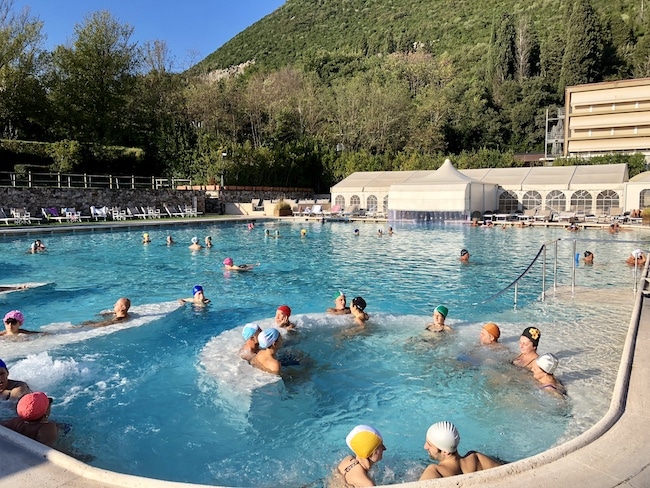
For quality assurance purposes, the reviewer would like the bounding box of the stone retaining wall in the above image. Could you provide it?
[0,188,205,217]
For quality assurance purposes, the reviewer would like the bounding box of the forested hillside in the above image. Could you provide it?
[1,0,649,191]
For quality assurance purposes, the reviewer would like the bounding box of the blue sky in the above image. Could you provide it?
[12,0,286,70]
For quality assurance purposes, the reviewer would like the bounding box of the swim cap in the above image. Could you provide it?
[536,353,559,374]
[0,359,6,370]
[17,392,50,421]
[258,328,280,349]
[277,305,291,317]
[192,285,203,295]
[584,251,593,257]
[632,249,644,258]
[346,425,383,458]
[335,290,345,299]
[301,229,307,235]
[191,237,199,244]
[434,305,448,318]
[521,327,541,348]
[223,257,234,266]
[3,310,24,325]
[352,297,366,311]
[426,421,460,453]
[242,323,261,340]
[143,233,149,238]
[354,229,359,233]
[460,249,469,256]
[482,322,500,340]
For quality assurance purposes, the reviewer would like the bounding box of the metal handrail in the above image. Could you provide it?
[0,171,192,190]
[476,237,648,308]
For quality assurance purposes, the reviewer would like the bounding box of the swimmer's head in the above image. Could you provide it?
[0,359,7,371]
[191,236,199,244]
[434,305,448,318]
[426,421,460,453]
[354,229,359,235]
[632,248,644,259]
[264,229,270,235]
[3,310,24,326]
[17,392,51,421]
[482,322,500,341]
[346,425,384,458]
[258,328,280,349]
[242,323,262,340]
[301,229,307,236]
[460,249,469,257]
[352,297,366,311]
[223,257,234,266]
[277,305,291,317]
[521,327,541,348]
[192,285,203,296]
[536,353,558,375]
[584,251,593,258]
[143,233,149,238]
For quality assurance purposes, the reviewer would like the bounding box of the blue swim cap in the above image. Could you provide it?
[258,328,280,349]
[0,359,6,370]
[192,285,203,295]
[242,323,261,340]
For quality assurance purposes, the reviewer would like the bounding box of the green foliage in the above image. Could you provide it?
[46,139,82,172]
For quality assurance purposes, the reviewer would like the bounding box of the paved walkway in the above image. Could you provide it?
[0,218,649,487]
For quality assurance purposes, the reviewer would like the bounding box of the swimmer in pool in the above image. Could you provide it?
[583,250,594,264]
[188,236,203,251]
[0,359,31,400]
[166,235,175,245]
[479,322,500,345]
[0,284,28,293]
[326,291,351,315]
[275,305,295,330]
[205,236,213,248]
[81,298,131,327]
[1,391,58,447]
[250,328,282,375]
[1,310,41,336]
[179,285,210,306]
[512,327,540,370]
[142,232,151,244]
[425,305,451,332]
[459,249,470,262]
[532,353,566,397]
[29,239,46,253]
[420,421,503,480]
[334,425,386,487]
[239,323,262,361]
[223,257,257,271]
[350,297,369,326]
[626,248,646,266]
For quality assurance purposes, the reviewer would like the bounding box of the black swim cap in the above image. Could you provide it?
[460,249,469,256]
[352,296,367,311]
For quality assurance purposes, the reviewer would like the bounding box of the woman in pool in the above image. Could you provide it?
[250,328,282,375]
[239,323,261,361]
[179,285,210,306]
[142,233,151,244]
[426,305,451,332]
[275,305,295,330]
[1,310,41,337]
[223,257,257,271]
[188,236,203,251]
[333,424,386,487]
[533,353,566,397]
[350,297,369,326]
[512,327,541,370]
[1,391,58,447]
[626,249,646,266]
[205,236,213,248]
[29,239,46,253]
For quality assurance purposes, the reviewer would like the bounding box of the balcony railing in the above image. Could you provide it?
[0,171,191,190]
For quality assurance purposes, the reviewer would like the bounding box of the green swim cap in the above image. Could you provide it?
[434,305,448,318]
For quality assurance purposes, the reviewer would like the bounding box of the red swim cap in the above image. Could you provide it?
[277,305,291,317]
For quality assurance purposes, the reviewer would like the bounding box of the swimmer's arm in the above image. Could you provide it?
[9,382,31,399]
[36,422,58,447]
[419,465,443,481]
[19,329,43,335]
[178,297,193,304]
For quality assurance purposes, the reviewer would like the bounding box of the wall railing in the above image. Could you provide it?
[0,171,191,190]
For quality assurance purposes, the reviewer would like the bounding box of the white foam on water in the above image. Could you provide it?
[0,300,181,362]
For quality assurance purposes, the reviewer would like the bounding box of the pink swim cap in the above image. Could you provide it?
[3,310,24,325]
[223,257,233,266]
[17,392,50,421]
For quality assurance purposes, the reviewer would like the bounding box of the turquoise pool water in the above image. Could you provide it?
[0,221,646,487]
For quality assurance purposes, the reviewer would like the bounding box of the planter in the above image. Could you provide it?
[274,208,293,216]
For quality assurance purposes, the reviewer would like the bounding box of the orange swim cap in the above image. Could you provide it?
[482,322,500,340]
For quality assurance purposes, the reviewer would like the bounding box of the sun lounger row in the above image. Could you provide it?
[0,208,42,225]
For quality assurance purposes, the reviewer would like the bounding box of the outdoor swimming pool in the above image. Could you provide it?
[0,221,647,487]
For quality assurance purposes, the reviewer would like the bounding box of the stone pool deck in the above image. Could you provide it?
[0,218,649,487]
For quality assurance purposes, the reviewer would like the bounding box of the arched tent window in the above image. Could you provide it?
[546,190,566,212]
[335,195,345,207]
[596,190,619,213]
[350,195,361,206]
[570,190,592,212]
[522,191,542,210]
[639,189,650,209]
[367,195,378,212]
[498,190,519,213]
[383,195,389,213]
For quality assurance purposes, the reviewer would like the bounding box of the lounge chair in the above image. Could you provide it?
[61,207,88,223]
[90,206,109,221]
[111,207,129,220]
[251,199,264,211]
[182,205,199,217]
[142,206,161,219]
[41,207,67,223]
[518,209,537,221]
[164,204,184,218]
[310,204,323,216]
[0,208,16,225]
[11,208,41,225]
[341,205,360,217]
[533,210,552,222]
[127,207,147,219]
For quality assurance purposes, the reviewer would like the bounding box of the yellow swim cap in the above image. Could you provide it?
[346,425,383,458]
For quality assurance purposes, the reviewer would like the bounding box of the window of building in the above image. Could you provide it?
[639,189,650,209]
[350,195,361,206]
[335,195,345,207]
[367,195,378,212]
[596,190,620,213]
[546,190,566,212]
[522,191,542,210]
[383,196,389,213]
[498,190,519,213]
[570,190,592,212]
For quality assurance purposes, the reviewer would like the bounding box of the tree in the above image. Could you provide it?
[514,16,540,82]
[488,12,516,86]
[49,11,140,145]
[558,0,605,95]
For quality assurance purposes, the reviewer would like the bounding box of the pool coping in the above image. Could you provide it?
[0,217,649,487]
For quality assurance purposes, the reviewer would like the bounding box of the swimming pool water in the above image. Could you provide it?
[0,221,647,487]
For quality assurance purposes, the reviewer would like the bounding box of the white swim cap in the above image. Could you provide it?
[346,425,383,458]
[536,353,559,374]
[426,421,460,453]
[191,236,198,244]
[632,248,644,258]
